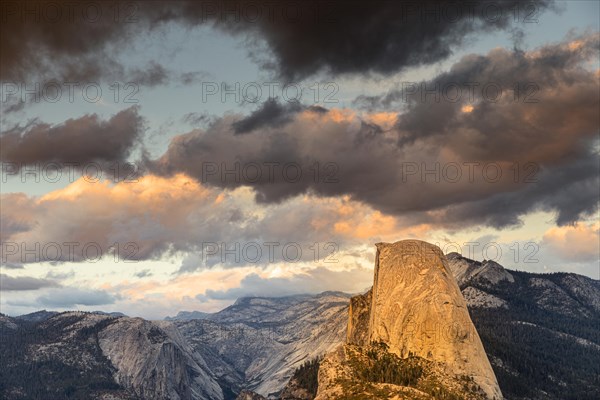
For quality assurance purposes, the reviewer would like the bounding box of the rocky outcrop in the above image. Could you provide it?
[559,274,600,312]
[315,240,502,400]
[315,342,488,400]
[1,312,173,399]
[2,311,223,400]
[165,311,211,321]
[462,286,507,309]
[236,389,267,400]
[346,288,371,346]
[98,318,223,400]
[278,378,313,400]
[0,313,18,330]
[313,346,348,400]
[447,252,514,287]
[368,241,502,399]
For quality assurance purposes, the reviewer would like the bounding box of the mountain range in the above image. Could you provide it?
[1,244,598,400]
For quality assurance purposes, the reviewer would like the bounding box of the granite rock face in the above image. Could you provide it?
[97,316,223,400]
[367,240,502,399]
[278,377,314,400]
[235,389,267,400]
[174,292,350,397]
[0,311,223,399]
[346,288,372,346]
[447,252,514,287]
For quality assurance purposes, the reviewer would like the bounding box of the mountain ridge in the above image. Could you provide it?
[2,252,599,399]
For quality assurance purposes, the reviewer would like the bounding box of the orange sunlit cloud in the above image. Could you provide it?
[542,222,600,262]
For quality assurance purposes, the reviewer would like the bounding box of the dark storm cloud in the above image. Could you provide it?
[0,0,190,83]
[1,1,133,82]
[0,0,556,84]
[362,32,600,154]
[428,152,600,229]
[0,274,60,291]
[0,0,195,113]
[232,98,305,134]
[150,34,599,228]
[205,0,557,80]
[0,106,144,167]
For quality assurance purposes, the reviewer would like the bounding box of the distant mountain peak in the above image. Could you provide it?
[165,310,212,321]
[447,253,514,287]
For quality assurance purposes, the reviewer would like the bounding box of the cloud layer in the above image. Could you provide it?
[1,0,555,83]
[2,36,597,272]
[149,35,599,229]
[1,173,407,266]
[0,274,59,291]
[1,106,143,167]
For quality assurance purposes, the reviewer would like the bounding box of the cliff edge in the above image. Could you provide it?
[319,240,502,400]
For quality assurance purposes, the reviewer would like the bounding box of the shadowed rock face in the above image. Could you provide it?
[97,317,223,400]
[346,288,372,346]
[235,389,267,400]
[368,240,502,399]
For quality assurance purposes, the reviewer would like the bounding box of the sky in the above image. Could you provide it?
[0,0,599,319]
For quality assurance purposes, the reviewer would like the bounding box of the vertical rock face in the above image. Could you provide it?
[368,240,502,399]
[346,288,372,346]
[98,317,223,400]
